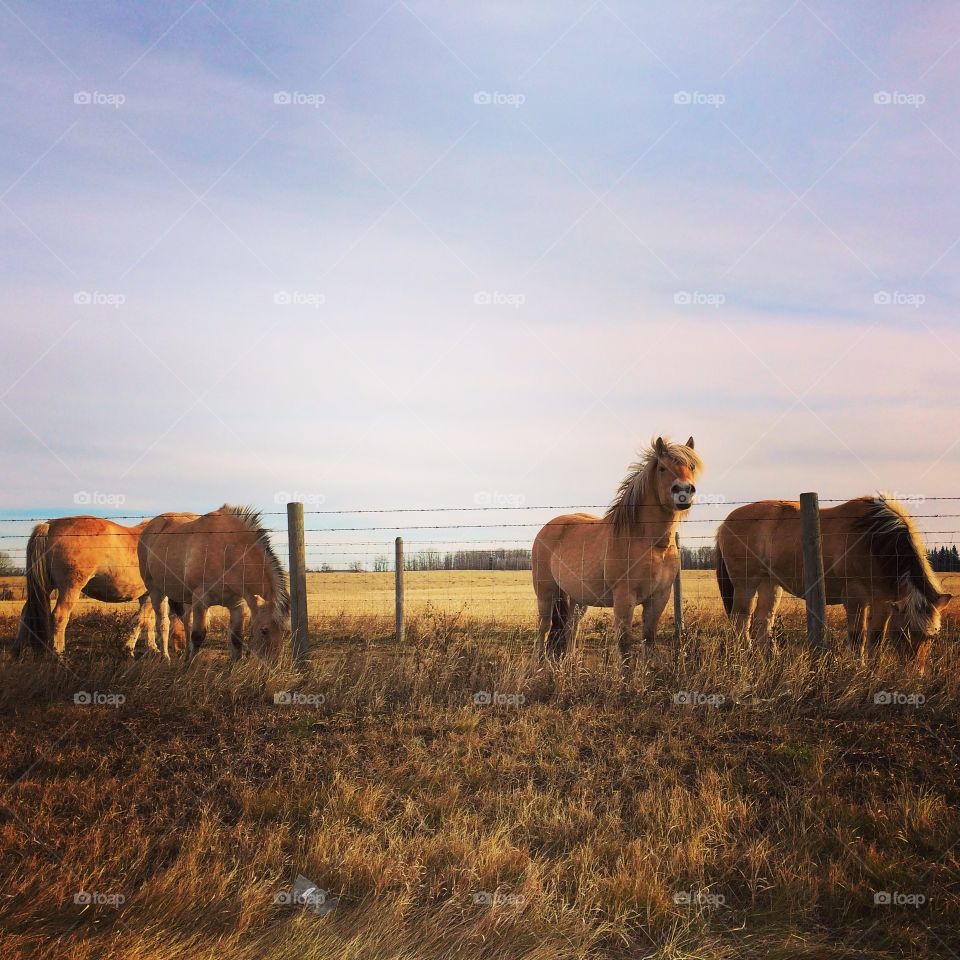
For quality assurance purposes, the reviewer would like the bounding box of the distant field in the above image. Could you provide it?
[3,571,960,636]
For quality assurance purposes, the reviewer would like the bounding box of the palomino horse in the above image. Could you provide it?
[138,505,290,662]
[532,437,702,666]
[715,495,952,668]
[13,516,185,657]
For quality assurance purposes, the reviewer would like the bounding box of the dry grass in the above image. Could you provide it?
[1,586,959,958]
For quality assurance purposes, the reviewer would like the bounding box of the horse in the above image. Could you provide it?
[138,505,290,662]
[13,516,185,658]
[715,495,952,669]
[532,436,702,667]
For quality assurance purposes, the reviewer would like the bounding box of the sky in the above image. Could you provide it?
[1,0,959,564]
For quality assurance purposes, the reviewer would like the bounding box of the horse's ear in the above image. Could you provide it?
[250,594,265,613]
[935,593,953,610]
[655,437,666,456]
[686,436,695,449]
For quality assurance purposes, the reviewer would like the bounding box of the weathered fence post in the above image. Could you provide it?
[673,531,684,648]
[800,491,828,648]
[395,536,405,643]
[287,501,309,664]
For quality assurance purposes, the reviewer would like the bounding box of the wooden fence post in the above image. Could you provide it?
[395,536,405,643]
[287,501,309,664]
[673,531,684,648]
[800,491,828,648]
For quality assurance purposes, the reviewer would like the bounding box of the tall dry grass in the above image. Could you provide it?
[0,608,958,959]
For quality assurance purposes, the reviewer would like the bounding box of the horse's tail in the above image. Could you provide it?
[716,537,734,618]
[545,596,569,657]
[854,495,952,635]
[22,523,53,652]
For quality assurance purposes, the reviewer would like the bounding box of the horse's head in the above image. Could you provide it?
[250,595,290,654]
[888,591,953,642]
[653,436,699,512]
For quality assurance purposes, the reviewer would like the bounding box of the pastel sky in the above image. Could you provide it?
[1,1,959,562]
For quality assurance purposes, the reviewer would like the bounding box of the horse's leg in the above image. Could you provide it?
[228,602,249,661]
[124,595,149,656]
[729,581,760,643]
[752,583,783,647]
[640,585,672,656]
[865,604,891,655]
[844,600,867,660]
[612,588,638,673]
[565,601,584,659]
[148,589,169,660]
[536,590,560,660]
[188,602,208,663]
[51,580,84,657]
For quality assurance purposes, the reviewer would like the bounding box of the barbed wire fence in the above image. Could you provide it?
[1,494,958,659]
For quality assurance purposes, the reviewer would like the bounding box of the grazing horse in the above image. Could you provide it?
[138,505,290,662]
[715,495,952,668]
[13,516,184,658]
[532,437,702,666]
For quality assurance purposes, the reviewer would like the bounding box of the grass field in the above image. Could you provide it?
[1,575,959,958]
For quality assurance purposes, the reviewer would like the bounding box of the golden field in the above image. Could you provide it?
[0,573,959,958]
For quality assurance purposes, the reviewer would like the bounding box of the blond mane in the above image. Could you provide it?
[220,504,291,620]
[605,438,703,534]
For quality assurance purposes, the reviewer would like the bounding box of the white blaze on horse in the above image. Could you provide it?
[532,437,703,667]
[13,516,184,658]
[138,505,290,662]
[715,494,952,669]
